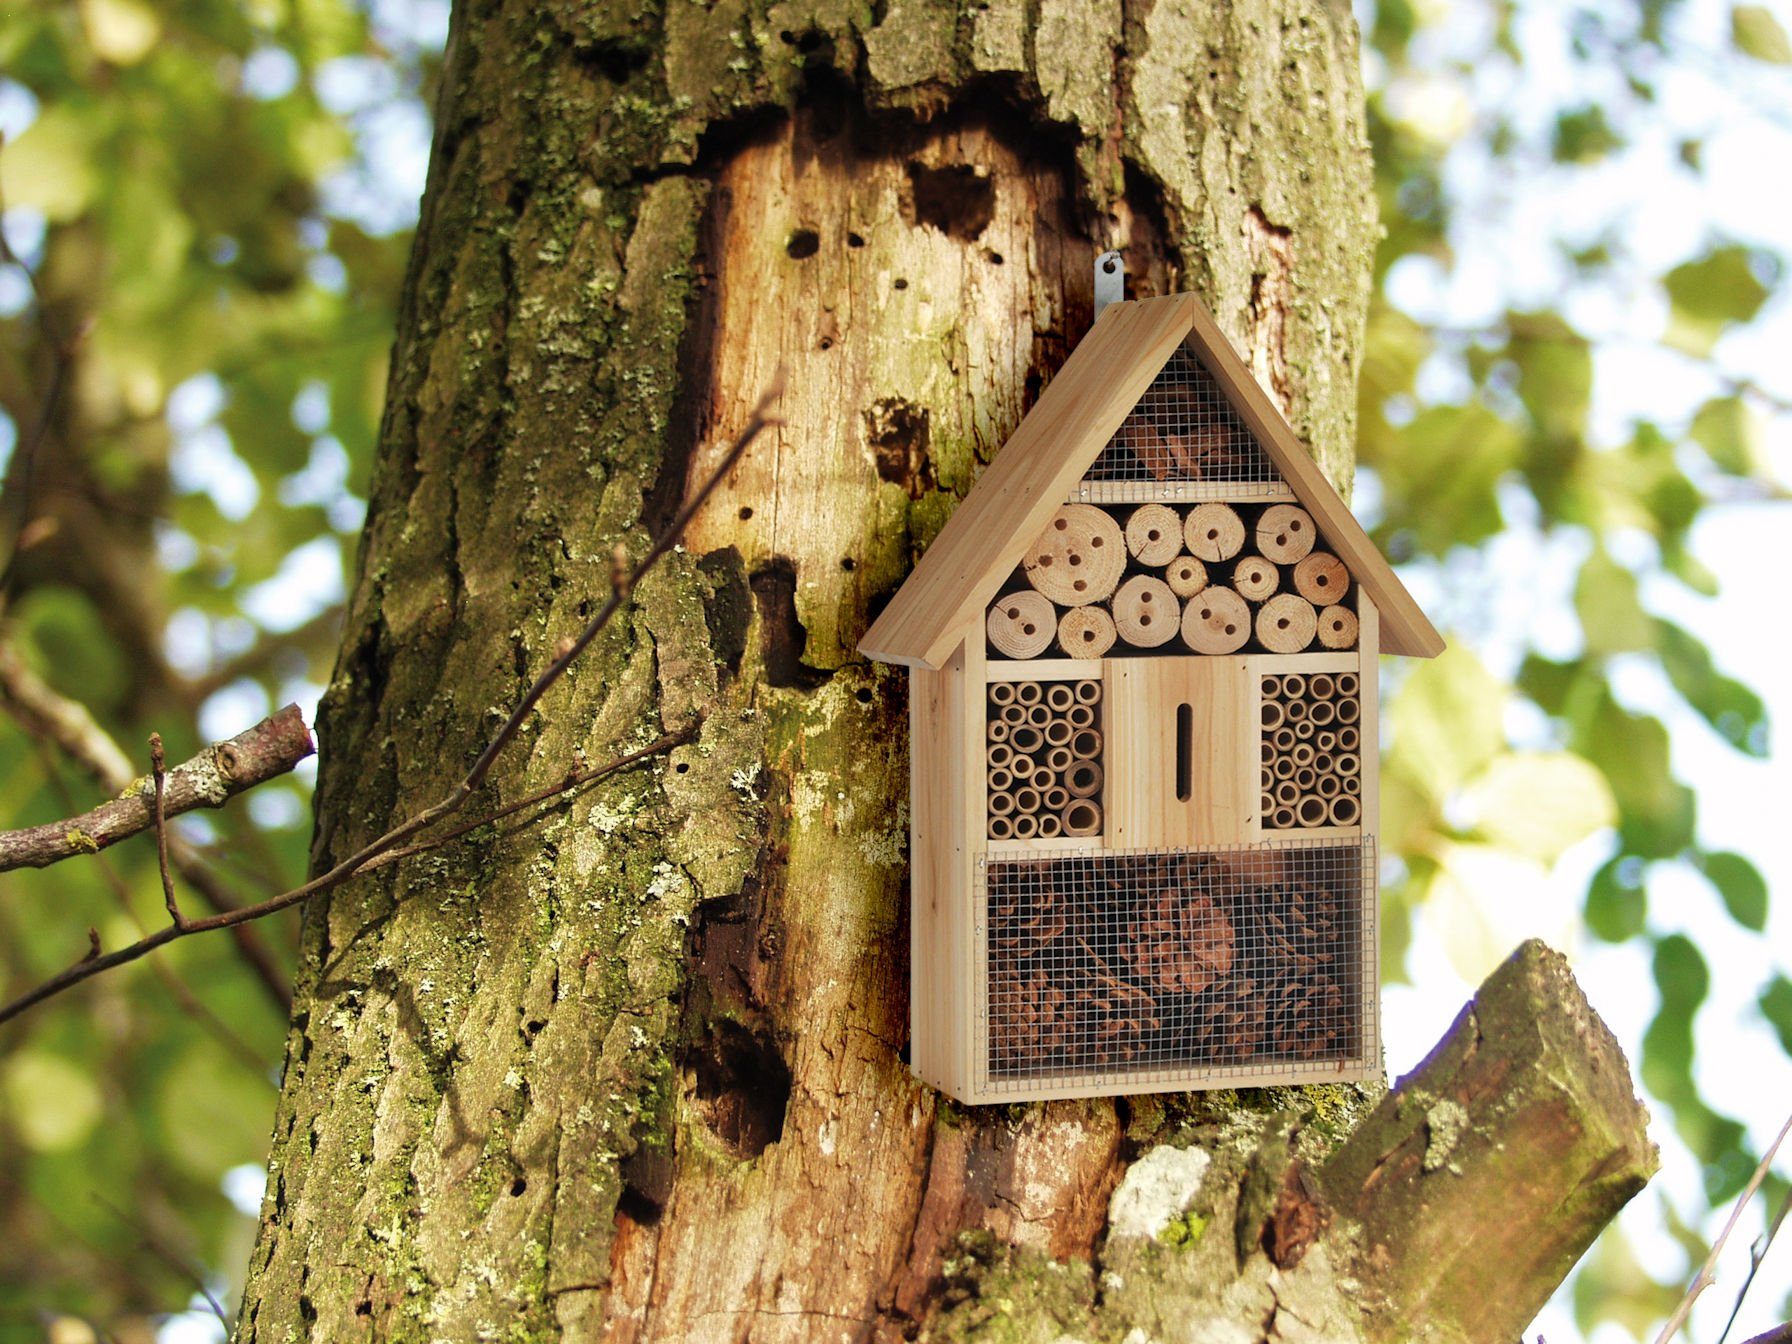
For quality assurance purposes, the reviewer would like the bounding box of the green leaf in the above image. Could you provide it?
[1689,395,1773,479]
[1585,856,1648,942]
[1733,4,1792,62]
[1553,105,1625,163]
[1386,646,1509,801]
[1656,619,1770,757]
[1698,851,1769,931]
[1663,246,1774,355]
[1463,750,1617,864]
[1760,976,1792,1054]
[1574,550,1655,655]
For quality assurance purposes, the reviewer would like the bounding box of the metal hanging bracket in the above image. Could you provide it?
[1094,250,1125,315]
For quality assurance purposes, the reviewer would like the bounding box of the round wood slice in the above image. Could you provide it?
[985,590,1056,658]
[1124,504,1183,566]
[1023,504,1124,605]
[1184,503,1245,562]
[1164,555,1209,598]
[1256,504,1316,564]
[1057,606,1117,658]
[1181,585,1251,654]
[1317,603,1359,649]
[1233,554,1279,603]
[1293,551,1348,606]
[1111,575,1179,648]
[1256,593,1317,653]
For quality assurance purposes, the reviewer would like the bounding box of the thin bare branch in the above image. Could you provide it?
[1718,1176,1792,1344]
[0,706,314,873]
[149,734,184,928]
[0,377,781,1026]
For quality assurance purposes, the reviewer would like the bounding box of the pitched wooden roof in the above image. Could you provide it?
[858,291,1444,669]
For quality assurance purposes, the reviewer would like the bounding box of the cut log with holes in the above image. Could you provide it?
[1318,603,1359,649]
[1256,503,1317,564]
[1111,575,1178,648]
[985,590,1057,658]
[1181,586,1251,654]
[1184,502,1245,562]
[1164,554,1209,598]
[1057,606,1117,659]
[1124,504,1183,566]
[1023,504,1125,605]
[1233,554,1279,602]
[1256,593,1318,653]
[1294,552,1348,606]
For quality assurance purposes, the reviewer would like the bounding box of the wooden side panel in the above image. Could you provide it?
[1103,657,1254,849]
[1357,594,1381,843]
[908,638,982,1098]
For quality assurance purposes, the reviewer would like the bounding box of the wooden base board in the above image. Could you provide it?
[930,1057,1380,1104]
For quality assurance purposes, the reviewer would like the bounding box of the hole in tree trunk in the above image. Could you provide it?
[687,1019,791,1159]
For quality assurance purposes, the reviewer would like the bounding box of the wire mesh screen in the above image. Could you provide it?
[1077,348,1286,500]
[978,839,1374,1090]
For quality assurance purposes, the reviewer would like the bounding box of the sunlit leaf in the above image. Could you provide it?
[1733,4,1792,62]
[1553,105,1624,163]
[1696,851,1769,931]
[0,1051,105,1153]
[1688,394,1773,479]
[1656,619,1770,757]
[1663,245,1773,355]
[1761,976,1792,1054]
[1386,645,1508,801]
[1574,550,1654,655]
[1585,856,1648,942]
[1463,751,1616,864]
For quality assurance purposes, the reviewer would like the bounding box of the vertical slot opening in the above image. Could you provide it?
[1175,702,1193,801]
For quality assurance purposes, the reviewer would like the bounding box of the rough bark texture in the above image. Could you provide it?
[236,2,1650,1342]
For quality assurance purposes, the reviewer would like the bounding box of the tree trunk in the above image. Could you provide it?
[237,2,1653,1341]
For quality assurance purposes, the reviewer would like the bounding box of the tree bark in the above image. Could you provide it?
[237,2,1652,1341]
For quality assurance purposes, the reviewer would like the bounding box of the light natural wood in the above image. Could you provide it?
[1065,760,1103,797]
[1110,575,1178,648]
[1163,554,1209,598]
[1184,502,1245,561]
[1327,795,1361,826]
[1023,503,1124,605]
[1124,504,1183,566]
[957,1058,1375,1105]
[1057,606,1116,659]
[1294,551,1348,605]
[985,834,1100,857]
[1068,479,1298,507]
[984,658,1100,682]
[1252,651,1357,675]
[1103,657,1253,847]
[1256,503,1316,564]
[1182,586,1250,654]
[1233,554,1279,602]
[858,296,1198,669]
[1358,593,1381,841]
[1317,603,1359,649]
[1255,592,1317,653]
[984,590,1057,659]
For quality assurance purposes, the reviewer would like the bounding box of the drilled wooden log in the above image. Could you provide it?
[1233,554,1279,602]
[1182,586,1250,654]
[1164,554,1209,598]
[1318,603,1359,649]
[1124,504,1183,566]
[1058,606,1117,659]
[1111,575,1178,648]
[1024,504,1125,605]
[1256,504,1317,563]
[1256,593,1317,653]
[986,591,1057,659]
[1184,503,1245,562]
[1293,551,1348,605]
[1317,940,1657,1344]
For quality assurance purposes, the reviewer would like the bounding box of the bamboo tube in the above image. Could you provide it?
[1185,503,1245,561]
[1045,746,1073,774]
[1164,555,1209,598]
[1074,679,1102,705]
[1024,504,1125,605]
[1282,674,1307,699]
[1296,766,1317,790]
[1343,775,1360,796]
[1012,813,1039,839]
[1261,675,1283,699]
[1285,698,1309,723]
[1070,728,1103,760]
[1308,674,1336,700]
[1066,761,1103,797]
[1256,504,1317,564]
[1112,575,1178,648]
[1058,606,1117,659]
[1044,719,1072,747]
[1015,681,1043,705]
[986,591,1056,659]
[1041,784,1069,812]
[1317,774,1341,799]
[1014,786,1042,814]
[1334,752,1360,778]
[1045,683,1075,712]
[1062,799,1103,836]
[1335,698,1360,725]
[1272,806,1297,829]
[1336,726,1359,752]
[988,743,1014,769]
[1010,725,1042,753]
[987,719,1009,743]
[1001,703,1027,726]
[1181,585,1251,654]
[1292,742,1316,768]
[1336,672,1359,697]
[989,790,1017,816]
[1026,704,1051,727]
[1233,554,1279,602]
[988,767,1013,792]
[1294,720,1315,741]
[1293,552,1348,605]
[1261,791,1276,816]
[1316,730,1338,753]
[988,815,1013,840]
[989,682,1016,706]
[1261,740,1275,764]
[1296,796,1329,827]
[1273,756,1296,780]
[1274,780,1300,806]
[1036,812,1063,839]
[1308,699,1336,727]
[1256,593,1318,653]
[1008,755,1035,782]
[1318,605,1359,650]
[1313,753,1334,775]
[1261,766,1274,791]
[1328,795,1361,827]
[1067,703,1095,729]
[1124,503,1183,566]
[1261,699,1286,730]
[1272,726,1297,752]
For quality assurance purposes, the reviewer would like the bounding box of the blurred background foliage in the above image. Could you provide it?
[0,0,1787,1339]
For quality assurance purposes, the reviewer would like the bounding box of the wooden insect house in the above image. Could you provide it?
[859,273,1444,1103]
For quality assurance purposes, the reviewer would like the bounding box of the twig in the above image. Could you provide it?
[1656,1110,1792,1344]
[0,705,314,873]
[1718,1177,1792,1344]
[0,377,782,1027]
[149,734,183,928]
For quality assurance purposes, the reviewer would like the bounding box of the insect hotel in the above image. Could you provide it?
[859,279,1444,1103]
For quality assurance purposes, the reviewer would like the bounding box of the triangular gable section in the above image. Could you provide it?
[858,292,1444,670]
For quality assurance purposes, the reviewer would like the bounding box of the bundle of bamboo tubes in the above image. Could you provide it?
[987,679,1104,841]
[987,501,1358,660]
[1259,672,1363,830]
